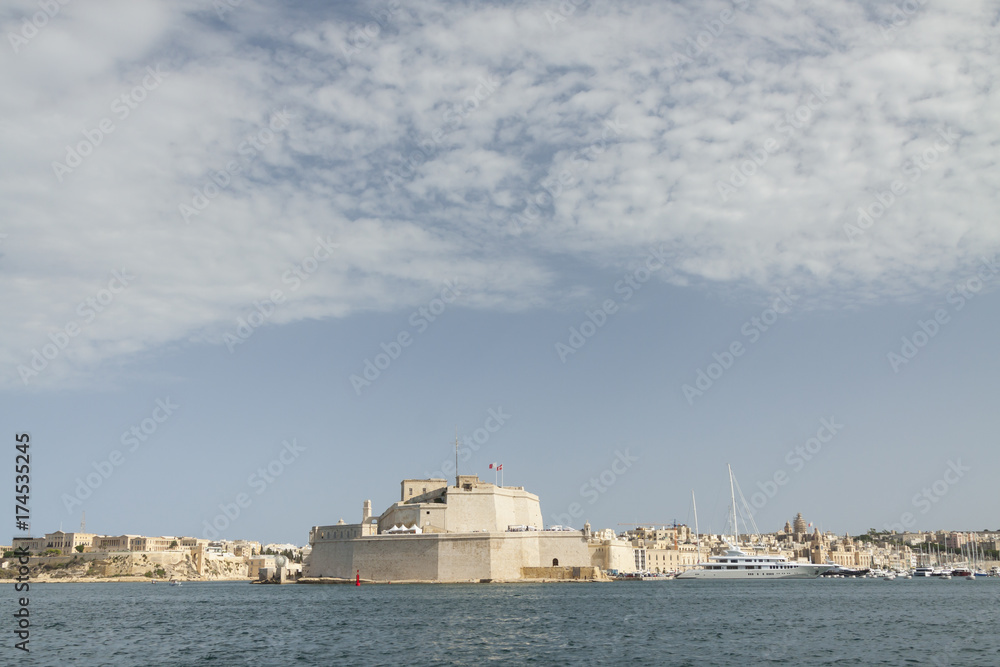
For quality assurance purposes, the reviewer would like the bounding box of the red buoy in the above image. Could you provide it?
[356,569,360,586]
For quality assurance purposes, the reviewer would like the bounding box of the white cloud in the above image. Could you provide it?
[1,0,997,388]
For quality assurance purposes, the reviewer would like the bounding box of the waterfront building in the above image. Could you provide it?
[588,533,636,572]
[12,536,45,553]
[305,474,594,582]
[93,535,142,551]
[179,537,211,549]
[248,554,277,579]
[40,531,98,553]
[129,536,178,552]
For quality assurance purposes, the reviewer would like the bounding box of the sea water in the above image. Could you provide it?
[11,578,1000,665]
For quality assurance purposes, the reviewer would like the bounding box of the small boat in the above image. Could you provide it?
[168,579,182,587]
[823,566,869,578]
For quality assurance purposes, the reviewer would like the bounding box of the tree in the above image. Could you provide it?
[75,545,85,553]
[169,541,178,549]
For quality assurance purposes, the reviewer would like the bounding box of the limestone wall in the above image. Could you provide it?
[536,533,591,569]
[589,540,636,572]
[521,566,605,580]
[354,536,441,581]
[306,531,592,582]
[445,487,543,533]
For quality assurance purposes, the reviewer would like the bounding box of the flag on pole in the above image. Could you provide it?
[497,464,503,471]
[489,463,496,469]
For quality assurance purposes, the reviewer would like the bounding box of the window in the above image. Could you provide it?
[552,558,559,566]
[409,488,413,495]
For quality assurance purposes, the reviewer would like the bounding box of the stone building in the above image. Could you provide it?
[11,536,46,553]
[305,475,593,582]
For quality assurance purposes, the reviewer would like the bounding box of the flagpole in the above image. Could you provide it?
[501,464,503,488]
[454,428,459,487]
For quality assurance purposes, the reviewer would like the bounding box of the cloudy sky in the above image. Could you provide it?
[2,0,998,545]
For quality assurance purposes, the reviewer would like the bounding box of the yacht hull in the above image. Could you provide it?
[676,565,832,579]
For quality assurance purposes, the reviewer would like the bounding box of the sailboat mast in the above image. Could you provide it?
[728,463,738,545]
[692,490,701,563]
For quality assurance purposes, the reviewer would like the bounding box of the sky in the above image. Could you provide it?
[1,0,998,546]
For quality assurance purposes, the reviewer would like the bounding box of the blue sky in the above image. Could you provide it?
[2,0,998,546]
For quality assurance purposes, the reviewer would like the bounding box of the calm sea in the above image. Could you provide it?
[9,578,1000,665]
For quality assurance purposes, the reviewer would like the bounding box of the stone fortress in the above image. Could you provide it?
[304,474,598,582]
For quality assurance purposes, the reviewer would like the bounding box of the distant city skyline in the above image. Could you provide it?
[2,1,998,545]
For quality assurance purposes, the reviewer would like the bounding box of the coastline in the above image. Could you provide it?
[1,576,253,584]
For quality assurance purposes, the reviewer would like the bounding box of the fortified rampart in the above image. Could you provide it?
[305,474,592,582]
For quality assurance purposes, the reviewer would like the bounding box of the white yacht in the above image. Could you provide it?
[677,465,833,580]
[676,545,833,579]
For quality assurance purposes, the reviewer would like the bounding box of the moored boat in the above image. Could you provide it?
[675,545,834,579]
[676,465,832,580]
